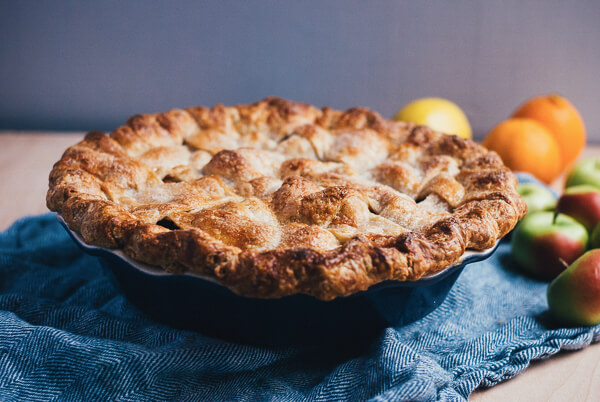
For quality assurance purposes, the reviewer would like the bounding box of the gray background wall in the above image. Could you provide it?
[1,0,599,140]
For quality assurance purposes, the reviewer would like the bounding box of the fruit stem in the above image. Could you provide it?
[558,258,569,270]
[553,211,559,224]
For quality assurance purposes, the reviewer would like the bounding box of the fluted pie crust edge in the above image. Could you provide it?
[47,97,527,300]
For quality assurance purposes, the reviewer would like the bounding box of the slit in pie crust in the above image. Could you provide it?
[47,97,527,300]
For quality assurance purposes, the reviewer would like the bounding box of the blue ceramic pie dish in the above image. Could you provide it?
[58,215,498,345]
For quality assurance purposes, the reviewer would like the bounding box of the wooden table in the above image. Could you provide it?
[2,131,600,400]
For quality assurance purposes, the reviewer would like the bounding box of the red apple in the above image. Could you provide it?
[548,249,600,326]
[555,185,600,231]
[511,211,588,280]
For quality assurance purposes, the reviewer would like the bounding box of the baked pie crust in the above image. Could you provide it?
[47,97,527,300]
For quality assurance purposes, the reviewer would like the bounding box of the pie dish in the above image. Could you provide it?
[47,97,527,301]
[59,214,498,344]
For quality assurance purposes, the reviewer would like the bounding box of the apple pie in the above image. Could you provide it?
[47,97,527,300]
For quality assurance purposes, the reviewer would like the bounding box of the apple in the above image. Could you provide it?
[590,223,600,249]
[555,185,600,231]
[511,211,588,281]
[565,158,600,189]
[547,249,600,326]
[516,182,556,213]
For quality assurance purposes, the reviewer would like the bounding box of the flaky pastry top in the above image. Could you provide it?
[47,97,527,300]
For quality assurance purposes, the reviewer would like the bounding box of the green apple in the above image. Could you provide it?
[555,185,600,231]
[590,223,600,249]
[548,249,600,326]
[516,182,556,214]
[565,158,600,189]
[511,211,588,281]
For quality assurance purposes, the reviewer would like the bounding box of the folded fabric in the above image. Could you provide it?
[0,178,599,400]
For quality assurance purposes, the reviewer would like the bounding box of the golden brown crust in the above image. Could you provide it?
[47,97,527,300]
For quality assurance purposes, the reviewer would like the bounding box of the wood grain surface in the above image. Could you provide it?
[1,131,599,400]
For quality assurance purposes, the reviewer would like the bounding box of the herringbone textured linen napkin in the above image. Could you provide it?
[1,179,599,400]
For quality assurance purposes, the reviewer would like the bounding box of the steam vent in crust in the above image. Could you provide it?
[47,97,527,300]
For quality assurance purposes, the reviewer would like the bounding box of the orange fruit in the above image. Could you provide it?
[512,94,586,170]
[482,118,562,184]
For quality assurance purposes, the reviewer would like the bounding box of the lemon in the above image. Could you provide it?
[394,97,472,139]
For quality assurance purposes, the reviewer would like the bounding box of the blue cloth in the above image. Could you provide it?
[1,190,600,400]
